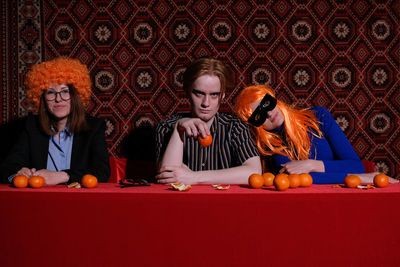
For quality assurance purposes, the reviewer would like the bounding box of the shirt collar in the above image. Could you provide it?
[50,125,72,136]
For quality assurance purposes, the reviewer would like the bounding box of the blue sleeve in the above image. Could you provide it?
[272,154,354,184]
[315,106,364,174]
[271,107,365,184]
[310,172,349,184]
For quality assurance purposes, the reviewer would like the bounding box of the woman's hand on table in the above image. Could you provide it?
[280,159,325,174]
[32,169,69,185]
[17,167,36,177]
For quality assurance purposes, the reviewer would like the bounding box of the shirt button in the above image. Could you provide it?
[202,163,205,167]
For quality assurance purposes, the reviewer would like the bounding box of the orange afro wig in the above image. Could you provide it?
[26,57,92,110]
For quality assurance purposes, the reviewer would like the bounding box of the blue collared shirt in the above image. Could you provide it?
[47,127,74,171]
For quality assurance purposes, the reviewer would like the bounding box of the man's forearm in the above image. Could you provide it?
[189,156,262,185]
[158,126,184,169]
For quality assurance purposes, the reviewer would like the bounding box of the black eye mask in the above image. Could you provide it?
[248,94,277,127]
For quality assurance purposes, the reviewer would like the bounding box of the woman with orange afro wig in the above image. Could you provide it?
[234,84,396,184]
[1,57,110,185]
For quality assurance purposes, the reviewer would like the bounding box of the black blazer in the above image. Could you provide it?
[0,114,110,183]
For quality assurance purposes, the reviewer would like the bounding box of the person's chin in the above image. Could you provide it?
[197,113,214,122]
[51,112,69,121]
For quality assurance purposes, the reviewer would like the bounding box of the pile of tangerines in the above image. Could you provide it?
[249,172,312,191]
[12,174,98,189]
[249,172,390,191]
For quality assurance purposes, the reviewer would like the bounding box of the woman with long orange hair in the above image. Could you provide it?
[234,84,394,184]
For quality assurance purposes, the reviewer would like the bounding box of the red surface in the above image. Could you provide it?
[362,160,376,173]
[108,156,127,183]
[1,183,400,267]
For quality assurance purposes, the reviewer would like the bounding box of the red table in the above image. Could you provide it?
[1,183,400,267]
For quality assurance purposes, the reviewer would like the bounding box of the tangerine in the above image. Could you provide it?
[198,134,213,147]
[13,175,29,188]
[262,172,275,187]
[28,176,45,188]
[248,173,264,189]
[274,173,290,191]
[81,174,98,188]
[299,173,313,187]
[344,174,361,188]
[373,173,389,188]
[287,174,301,188]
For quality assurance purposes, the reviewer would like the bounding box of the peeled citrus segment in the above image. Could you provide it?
[171,183,192,191]
[212,184,230,190]
[67,182,81,188]
[357,184,375,190]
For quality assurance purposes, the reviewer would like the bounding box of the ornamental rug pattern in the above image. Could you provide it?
[1,0,400,178]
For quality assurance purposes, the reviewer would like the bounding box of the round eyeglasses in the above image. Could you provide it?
[45,89,71,101]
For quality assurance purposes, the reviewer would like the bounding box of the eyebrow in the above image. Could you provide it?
[192,89,221,95]
[48,86,69,91]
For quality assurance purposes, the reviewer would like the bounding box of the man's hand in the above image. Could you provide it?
[176,118,210,138]
[280,159,325,174]
[156,164,197,185]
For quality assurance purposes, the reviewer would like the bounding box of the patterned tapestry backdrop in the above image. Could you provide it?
[1,0,399,177]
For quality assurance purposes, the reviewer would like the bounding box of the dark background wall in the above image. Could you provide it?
[1,0,399,178]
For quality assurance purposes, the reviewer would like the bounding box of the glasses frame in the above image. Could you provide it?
[44,89,71,101]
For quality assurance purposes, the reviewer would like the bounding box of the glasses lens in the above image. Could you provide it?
[45,90,70,101]
[60,90,70,100]
[45,91,55,100]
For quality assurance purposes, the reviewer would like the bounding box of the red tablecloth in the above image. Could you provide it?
[1,183,400,267]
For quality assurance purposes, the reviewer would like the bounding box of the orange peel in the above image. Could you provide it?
[67,182,81,188]
[212,184,230,190]
[171,183,192,191]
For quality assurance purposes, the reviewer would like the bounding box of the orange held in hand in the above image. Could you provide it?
[344,174,361,188]
[198,134,212,147]
[274,173,290,191]
[373,173,389,188]
[28,176,45,188]
[299,173,313,187]
[13,175,29,188]
[262,172,275,187]
[287,174,301,188]
[81,174,98,188]
[248,173,264,189]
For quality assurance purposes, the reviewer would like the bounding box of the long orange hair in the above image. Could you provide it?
[234,85,322,160]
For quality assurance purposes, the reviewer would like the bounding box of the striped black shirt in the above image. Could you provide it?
[155,112,259,171]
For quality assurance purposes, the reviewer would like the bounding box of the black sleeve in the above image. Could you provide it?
[0,115,42,183]
[65,117,111,183]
